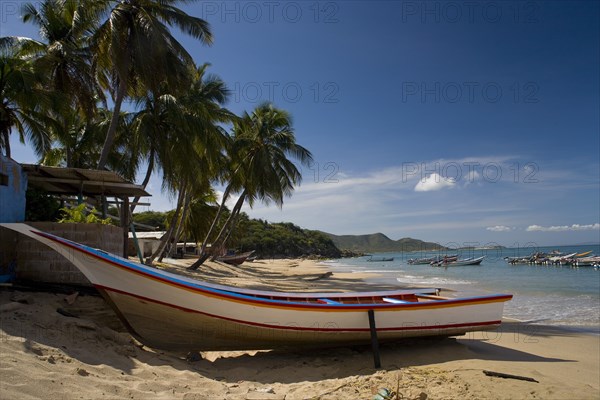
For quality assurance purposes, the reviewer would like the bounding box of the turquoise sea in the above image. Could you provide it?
[323,245,600,333]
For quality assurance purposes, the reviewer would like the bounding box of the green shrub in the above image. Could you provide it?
[58,203,113,225]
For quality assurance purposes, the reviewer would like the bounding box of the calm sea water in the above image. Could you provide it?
[323,245,600,332]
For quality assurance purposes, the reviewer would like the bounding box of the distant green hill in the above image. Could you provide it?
[236,220,341,259]
[322,232,446,253]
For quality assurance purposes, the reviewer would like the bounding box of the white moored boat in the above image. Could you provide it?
[1,223,513,351]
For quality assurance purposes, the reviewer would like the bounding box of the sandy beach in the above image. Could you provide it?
[1,258,598,400]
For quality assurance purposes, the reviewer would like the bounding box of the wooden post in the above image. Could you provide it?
[122,197,129,258]
[129,222,144,264]
[368,309,381,368]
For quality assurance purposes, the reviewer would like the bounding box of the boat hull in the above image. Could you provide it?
[99,288,503,351]
[216,251,254,266]
[1,223,511,351]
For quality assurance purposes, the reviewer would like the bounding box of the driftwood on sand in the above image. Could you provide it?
[483,370,539,383]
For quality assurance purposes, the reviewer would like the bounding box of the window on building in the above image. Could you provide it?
[0,173,9,186]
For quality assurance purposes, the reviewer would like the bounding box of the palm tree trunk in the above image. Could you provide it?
[162,189,192,262]
[221,205,244,250]
[145,184,187,265]
[219,215,238,252]
[97,76,127,170]
[187,183,233,270]
[209,190,246,261]
[130,149,155,214]
[66,147,72,167]
[189,189,246,269]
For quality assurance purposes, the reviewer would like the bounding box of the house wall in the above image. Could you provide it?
[12,222,123,286]
[0,227,17,278]
[0,156,27,223]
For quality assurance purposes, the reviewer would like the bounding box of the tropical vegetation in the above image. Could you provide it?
[236,219,341,259]
[1,0,313,267]
[57,203,113,225]
[131,210,342,259]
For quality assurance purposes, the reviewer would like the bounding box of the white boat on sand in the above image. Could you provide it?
[1,224,512,352]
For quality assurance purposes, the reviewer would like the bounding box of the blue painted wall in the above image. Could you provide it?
[0,156,28,222]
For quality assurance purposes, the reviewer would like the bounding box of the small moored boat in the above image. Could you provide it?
[408,255,457,265]
[366,255,395,262]
[432,256,485,267]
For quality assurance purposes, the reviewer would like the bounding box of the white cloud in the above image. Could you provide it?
[526,223,600,232]
[486,225,512,232]
[464,170,480,186]
[414,173,456,192]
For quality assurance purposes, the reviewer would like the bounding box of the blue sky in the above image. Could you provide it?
[3,1,599,247]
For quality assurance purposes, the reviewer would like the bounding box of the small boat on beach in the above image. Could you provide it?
[216,250,255,265]
[0,224,512,352]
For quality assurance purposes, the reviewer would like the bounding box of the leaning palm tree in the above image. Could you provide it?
[188,103,313,269]
[92,0,213,170]
[144,146,211,265]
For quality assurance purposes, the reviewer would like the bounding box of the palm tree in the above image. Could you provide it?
[2,1,105,163]
[141,66,233,265]
[188,103,313,269]
[93,0,213,170]
[40,108,116,168]
[123,64,232,212]
[20,0,102,118]
[183,191,220,244]
[0,41,51,158]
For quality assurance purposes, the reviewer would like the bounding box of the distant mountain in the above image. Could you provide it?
[321,232,446,253]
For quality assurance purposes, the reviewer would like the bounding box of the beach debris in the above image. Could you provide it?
[0,302,24,313]
[56,308,79,318]
[303,271,333,281]
[483,370,539,383]
[74,319,96,330]
[245,389,283,400]
[76,367,90,377]
[186,351,203,362]
[99,326,134,346]
[255,387,275,394]
[372,388,395,400]
[64,291,79,305]
[10,293,34,304]
[25,340,44,356]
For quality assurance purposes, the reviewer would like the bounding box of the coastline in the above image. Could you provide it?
[1,257,598,399]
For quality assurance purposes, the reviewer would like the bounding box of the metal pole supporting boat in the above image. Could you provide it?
[368,309,381,368]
